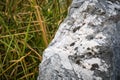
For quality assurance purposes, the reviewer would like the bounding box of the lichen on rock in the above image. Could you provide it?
[38,0,120,80]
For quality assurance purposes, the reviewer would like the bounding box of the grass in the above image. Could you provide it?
[0,0,72,80]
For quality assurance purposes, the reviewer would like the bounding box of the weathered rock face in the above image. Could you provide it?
[38,0,120,80]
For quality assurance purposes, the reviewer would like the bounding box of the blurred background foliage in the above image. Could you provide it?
[0,0,72,79]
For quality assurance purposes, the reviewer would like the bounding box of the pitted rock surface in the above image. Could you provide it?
[38,0,120,80]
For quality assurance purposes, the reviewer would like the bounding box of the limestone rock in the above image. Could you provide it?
[38,0,120,80]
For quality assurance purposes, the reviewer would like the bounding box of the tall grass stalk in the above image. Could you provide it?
[0,0,72,79]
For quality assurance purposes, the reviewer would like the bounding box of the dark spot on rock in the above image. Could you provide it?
[93,54,97,58]
[91,63,99,70]
[74,53,77,55]
[95,46,100,49]
[64,46,68,49]
[74,47,78,50]
[101,11,106,15]
[99,52,102,54]
[80,55,85,58]
[115,8,120,12]
[55,70,59,73]
[80,44,82,46]
[74,56,77,59]
[78,38,80,40]
[70,42,75,46]
[68,55,75,61]
[82,66,86,68]
[71,2,83,8]
[58,75,62,77]
[83,47,85,49]
[82,23,85,25]
[86,35,94,40]
[89,36,94,40]
[94,52,97,54]
[88,22,95,27]
[73,26,81,33]
[115,8,117,10]
[87,47,90,50]
[97,55,100,57]
[67,21,74,25]
[68,55,72,59]
[99,37,103,39]
[95,8,106,15]
[108,14,120,23]
[75,60,81,65]
[87,52,92,56]
[91,49,94,52]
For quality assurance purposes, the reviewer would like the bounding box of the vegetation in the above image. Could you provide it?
[0,0,72,79]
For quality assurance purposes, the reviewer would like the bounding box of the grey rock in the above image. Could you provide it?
[38,0,120,80]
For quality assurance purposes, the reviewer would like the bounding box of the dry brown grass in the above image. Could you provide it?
[0,0,72,79]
